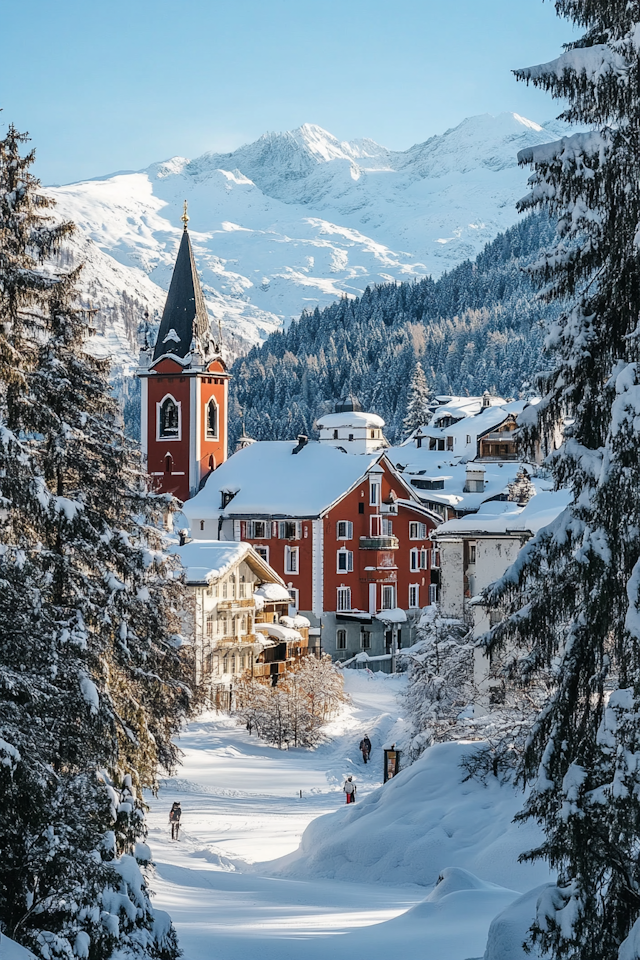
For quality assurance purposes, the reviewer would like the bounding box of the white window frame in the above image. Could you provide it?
[284,545,299,575]
[248,519,270,539]
[431,548,440,568]
[254,544,269,563]
[278,520,302,540]
[337,587,352,612]
[381,584,396,610]
[336,548,354,573]
[409,584,420,609]
[409,521,427,540]
[429,583,439,604]
[336,520,353,540]
[469,543,477,564]
[156,394,181,441]
[336,628,347,650]
[287,587,299,613]
[410,548,420,572]
[361,630,371,650]
[205,396,219,440]
[370,480,381,506]
[371,515,382,537]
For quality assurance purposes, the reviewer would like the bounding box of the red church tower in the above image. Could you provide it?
[137,203,229,502]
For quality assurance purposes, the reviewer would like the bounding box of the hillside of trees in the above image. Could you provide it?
[228,212,559,447]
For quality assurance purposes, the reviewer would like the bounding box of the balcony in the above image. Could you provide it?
[359,535,399,550]
[217,597,254,610]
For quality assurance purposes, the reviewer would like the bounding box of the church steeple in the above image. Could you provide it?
[137,205,230,502]
[152,207,217,362]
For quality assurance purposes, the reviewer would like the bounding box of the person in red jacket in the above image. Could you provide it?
[343,776,357,804]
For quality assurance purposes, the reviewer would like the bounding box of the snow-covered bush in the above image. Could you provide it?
[402,607,548,778]
[233,655,348,748]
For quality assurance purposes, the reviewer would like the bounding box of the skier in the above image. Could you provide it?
[169,801,182,840]
[343,776,357,804]
[359,735,372,764]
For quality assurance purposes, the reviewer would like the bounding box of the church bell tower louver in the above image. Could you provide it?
[137,202,229,501]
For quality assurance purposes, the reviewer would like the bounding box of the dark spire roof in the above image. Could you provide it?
[152,227,212,362]
[335,394,362,413]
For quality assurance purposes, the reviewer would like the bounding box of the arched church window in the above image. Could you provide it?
[159,396,180,439]
[206,397,218,439]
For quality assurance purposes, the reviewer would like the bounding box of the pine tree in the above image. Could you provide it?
[0,125,190,960]
[482,6,640,958]
[402,360,432,437]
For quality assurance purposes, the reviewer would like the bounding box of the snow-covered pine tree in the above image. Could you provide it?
[402,361,432,437]
[482,5,640,958]
[0,124,189,960]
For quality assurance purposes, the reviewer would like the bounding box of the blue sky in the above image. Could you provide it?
[1,0,576,185]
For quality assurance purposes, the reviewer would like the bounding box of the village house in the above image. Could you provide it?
[173,539,309,707]
[432,484,571,704]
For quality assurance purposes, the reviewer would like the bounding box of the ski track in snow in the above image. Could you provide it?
[145,673,534,960]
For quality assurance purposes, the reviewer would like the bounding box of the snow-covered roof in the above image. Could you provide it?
[433,488,572,539]
[386,452,530,511]
[255,622,303,643]
[183,441,381,520]
[374,607,407,624]
[280,614,311,629]
[172,540,284,586]
[316,411,385,430]
[255,582,291,602]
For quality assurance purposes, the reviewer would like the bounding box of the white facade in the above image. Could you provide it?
[316,410,386,455]
[434,489,572,703]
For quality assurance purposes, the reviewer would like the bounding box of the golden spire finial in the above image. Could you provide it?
[181,199,189,231]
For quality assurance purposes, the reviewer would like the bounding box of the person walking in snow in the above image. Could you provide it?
[359,735,372,764]
[343,776,356,804]
[169,801,182,840]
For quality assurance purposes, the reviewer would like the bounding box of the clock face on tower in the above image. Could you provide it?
[137,219,229,502]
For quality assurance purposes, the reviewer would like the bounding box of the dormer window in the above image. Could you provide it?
[206,397,218,439]
[158,395,180,440]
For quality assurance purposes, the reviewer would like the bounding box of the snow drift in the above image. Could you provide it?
[271,740,551,893]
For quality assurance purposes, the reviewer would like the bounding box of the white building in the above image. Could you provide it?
[173,540,308,705]
[316,395,386,455]
[432,487,571,701]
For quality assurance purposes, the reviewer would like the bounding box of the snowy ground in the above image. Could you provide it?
[146,673,549,960]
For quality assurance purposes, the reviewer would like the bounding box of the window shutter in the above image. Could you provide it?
[242,521,249,539]
[278,522,285,540]
[296,521,302,540]
[347,521,353,539]
[233,520,241,542]
[347,551,353,572]
[271,521,278,538]
[265,522,271,540]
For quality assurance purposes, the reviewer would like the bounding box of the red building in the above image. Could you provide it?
[182,434,440,670]
[137,209,229,501]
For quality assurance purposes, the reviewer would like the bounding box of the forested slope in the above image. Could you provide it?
[229,212,558,446]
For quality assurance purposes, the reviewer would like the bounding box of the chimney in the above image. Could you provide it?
[292,435,308,455]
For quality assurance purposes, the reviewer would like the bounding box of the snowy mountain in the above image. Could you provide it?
[49,113,566,360]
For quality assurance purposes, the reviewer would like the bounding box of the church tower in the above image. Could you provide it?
[137,203,229,501]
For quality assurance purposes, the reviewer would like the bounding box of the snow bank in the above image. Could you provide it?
[483,884,552,959]
[273,740,550,893]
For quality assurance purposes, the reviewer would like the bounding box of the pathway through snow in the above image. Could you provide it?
[145,673,531,960]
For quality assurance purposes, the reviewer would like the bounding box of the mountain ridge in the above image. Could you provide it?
[48,112,569,363]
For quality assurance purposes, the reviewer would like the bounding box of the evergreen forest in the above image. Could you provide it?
[228,211,560,447]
